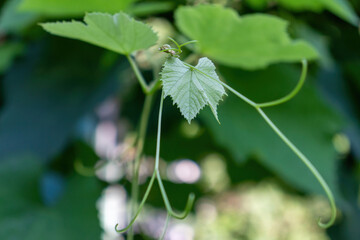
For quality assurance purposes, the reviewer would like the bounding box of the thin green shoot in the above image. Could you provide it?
[115,91,195,233]
[256,59,308,108]
[159,214,171,240]
[182,59,337,228]
[166,37,198,55]
[179,40,198,48]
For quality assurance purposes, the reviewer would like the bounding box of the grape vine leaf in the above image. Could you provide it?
[245,0,359,27]
[41,12,158,55]
[175,5,318,69]
[160,57,226,123]
[19,0,134,17]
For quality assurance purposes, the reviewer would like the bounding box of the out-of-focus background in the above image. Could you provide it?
[0,0,359,239]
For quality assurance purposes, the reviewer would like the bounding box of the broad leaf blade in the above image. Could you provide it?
[161,57,225,123]
[41,12,158,55]
[175,5,318,69]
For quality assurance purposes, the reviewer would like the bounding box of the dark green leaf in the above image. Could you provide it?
[245,0,359,26]
[0,156,102,240]
[0,38,124,160]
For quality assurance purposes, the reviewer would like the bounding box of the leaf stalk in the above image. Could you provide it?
[126,54,150,94]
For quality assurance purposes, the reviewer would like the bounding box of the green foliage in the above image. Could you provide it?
[161,57,226,123]
[0,156,102,240]
[0,42,23,73]
[1,0,360,239]
[19,0,134,16]
[245,0,359,26]
[175,4,318,69]
[41,12,158,55]
[0,39,122,160]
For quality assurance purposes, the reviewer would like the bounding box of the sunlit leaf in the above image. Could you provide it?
[175,4,318,69]
[41,12,158,55]
[160,57,225,123]
[19,0,134,17]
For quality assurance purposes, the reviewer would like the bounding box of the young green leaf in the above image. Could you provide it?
[175,5,318,69]
[160,57,226,123]
[41,12,158,55]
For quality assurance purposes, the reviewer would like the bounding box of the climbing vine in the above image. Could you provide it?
[41,7,338,239]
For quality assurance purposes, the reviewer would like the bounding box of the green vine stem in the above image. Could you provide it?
[183,59,337,228]
[156,170,195,219]
[159,214,171,240]
[256,59,308,108]
[116,171,157,233]
[126,54,150,94]
[122,39,333,239]
[159,48,181,54]
[128,93,154,240]
[256,107,336,228]
[154,91,195,219]
[168,37,182,53]
[115,91,195,233]
[179,40,198,48]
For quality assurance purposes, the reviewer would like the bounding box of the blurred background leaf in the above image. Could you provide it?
[19,0,135,17]
[245,0,359,26]
[0,156,102,240]
[175,4,318,69]
[0,37,124,161]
